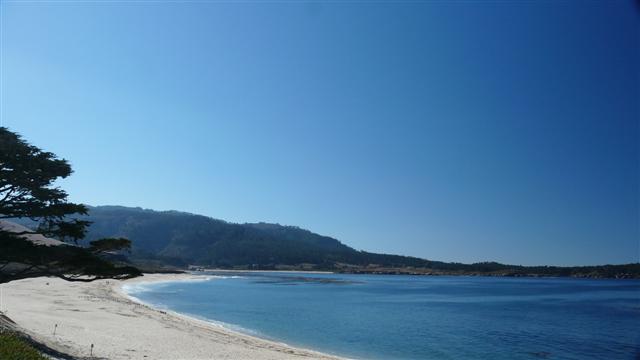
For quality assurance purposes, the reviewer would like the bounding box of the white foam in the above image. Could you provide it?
[122,275,223,295]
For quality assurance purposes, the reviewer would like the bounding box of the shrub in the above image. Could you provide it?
[0,331,48,360]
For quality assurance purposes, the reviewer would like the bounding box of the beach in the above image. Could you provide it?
[0,274,341,360]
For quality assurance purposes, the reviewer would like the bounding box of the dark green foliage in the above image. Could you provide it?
[0,230,141,284]
[0,127,140,283]
[89,237,132,254]
[0,332,48,360]
[0,128,89,242]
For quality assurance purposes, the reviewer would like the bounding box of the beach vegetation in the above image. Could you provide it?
[0,331,48,360]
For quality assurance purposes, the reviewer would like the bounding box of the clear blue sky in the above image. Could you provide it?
[1,1,638,266]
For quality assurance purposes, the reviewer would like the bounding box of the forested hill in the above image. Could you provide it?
[76,206,436,269]
[13,206,639,278]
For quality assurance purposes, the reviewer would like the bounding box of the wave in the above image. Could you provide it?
[121,275,245,295]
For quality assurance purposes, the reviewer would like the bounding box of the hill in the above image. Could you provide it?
[11,206,640,278]
[74,206,438,270]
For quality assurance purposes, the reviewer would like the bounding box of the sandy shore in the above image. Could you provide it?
[1,274,343,360]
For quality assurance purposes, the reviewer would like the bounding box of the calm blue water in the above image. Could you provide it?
[124,272,640,360]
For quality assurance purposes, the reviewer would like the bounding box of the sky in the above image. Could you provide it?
[0,0,638,266]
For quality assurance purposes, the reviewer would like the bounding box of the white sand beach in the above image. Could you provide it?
[1,274,342,360]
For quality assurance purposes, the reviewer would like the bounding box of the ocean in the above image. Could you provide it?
[123,272,640,360]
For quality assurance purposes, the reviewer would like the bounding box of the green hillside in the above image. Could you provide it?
[77,206,436,269]
[12,205,640,278]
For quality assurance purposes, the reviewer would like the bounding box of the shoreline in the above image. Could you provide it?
[187,269,639,281]
[2,274,344,360]
[192,268,336,274]
[116,274,342,357]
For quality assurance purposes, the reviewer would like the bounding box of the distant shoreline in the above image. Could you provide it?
[182,266,640,279]
[190,267,336,274]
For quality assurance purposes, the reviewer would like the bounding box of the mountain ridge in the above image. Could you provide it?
[11,205,640,278]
